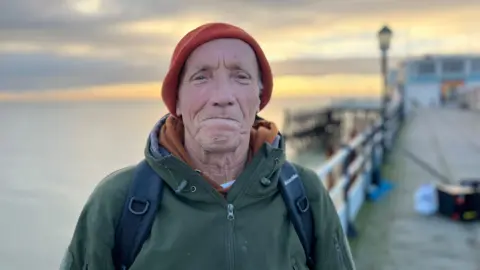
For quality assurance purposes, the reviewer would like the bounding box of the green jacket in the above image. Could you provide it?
[61,119,356,270]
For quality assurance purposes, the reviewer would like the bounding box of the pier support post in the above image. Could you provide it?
[342,144,358,238]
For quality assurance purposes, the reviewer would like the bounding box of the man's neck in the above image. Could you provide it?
[184,136,250,185]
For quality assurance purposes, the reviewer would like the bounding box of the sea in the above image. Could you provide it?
[0,96,330,269]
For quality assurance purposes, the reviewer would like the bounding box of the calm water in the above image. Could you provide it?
[0,97,329,269]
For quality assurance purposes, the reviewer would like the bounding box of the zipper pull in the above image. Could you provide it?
[227,204,235,220]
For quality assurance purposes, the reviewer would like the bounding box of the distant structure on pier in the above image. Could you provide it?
[392,54,480,114]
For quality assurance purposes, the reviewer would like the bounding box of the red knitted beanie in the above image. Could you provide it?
[161,22,273,116]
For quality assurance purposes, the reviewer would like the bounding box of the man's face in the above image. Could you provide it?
[176,38,262,152]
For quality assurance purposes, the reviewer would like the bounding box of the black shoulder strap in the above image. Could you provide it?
[278,161,316,269]
[113,159,164,270]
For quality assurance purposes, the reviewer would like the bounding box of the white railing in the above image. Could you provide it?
[313,100,404,237]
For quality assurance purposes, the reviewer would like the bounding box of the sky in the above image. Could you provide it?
[1,0,480,101]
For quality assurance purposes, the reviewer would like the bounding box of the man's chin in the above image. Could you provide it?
[202,144,239,153]
[198,134,242,153]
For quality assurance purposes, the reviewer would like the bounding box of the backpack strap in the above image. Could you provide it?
[113,159,164,270]
[278,161,316,269]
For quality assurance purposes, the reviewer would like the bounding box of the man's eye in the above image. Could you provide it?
[235,72,251,80]
[193,74,207,81]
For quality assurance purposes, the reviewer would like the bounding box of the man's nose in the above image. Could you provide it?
[209,76,236,107]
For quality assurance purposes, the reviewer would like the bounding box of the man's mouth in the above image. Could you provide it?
[204,117,238,122]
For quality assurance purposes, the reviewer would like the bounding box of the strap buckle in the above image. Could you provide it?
[128,197,150,215]
[296,196,310,213]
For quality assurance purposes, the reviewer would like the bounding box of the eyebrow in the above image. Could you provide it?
[223,57,252,73]
[186,61,254,80]
[226,63,249,73]
[191,63,219,73]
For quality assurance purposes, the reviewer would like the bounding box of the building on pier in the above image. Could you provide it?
[393,54,480,114]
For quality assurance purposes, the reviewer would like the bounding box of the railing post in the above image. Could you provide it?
[370,128,382,188]
[361,131,373,197]
[381,109,388,162]
[342,144,358,238]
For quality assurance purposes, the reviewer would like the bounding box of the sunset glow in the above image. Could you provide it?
[1,1,479,101]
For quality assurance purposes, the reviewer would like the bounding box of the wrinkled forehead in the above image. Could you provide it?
[183,38,259,73]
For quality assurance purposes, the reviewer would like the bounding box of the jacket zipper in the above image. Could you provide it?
[226,204,235,270]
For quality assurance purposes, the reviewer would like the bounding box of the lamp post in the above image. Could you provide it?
[377,25,392,161]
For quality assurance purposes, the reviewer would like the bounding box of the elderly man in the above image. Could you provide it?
[62,22,355,270]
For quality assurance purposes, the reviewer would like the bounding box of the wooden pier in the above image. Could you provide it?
[349,108,480,269]
[286,99,480,269]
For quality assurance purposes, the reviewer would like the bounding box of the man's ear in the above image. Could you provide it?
[256,95,261,113]
[174,88,182,116]
[176,100,182,116]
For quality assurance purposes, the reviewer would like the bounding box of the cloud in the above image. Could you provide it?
[3,0,479,57]
[1,0,480,94]
[271,57,401,76]
[0,52,163,92]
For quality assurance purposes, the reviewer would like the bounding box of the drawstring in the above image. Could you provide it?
[174,180,188,193]
[267,158,280,179]
[163,165,189,194]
